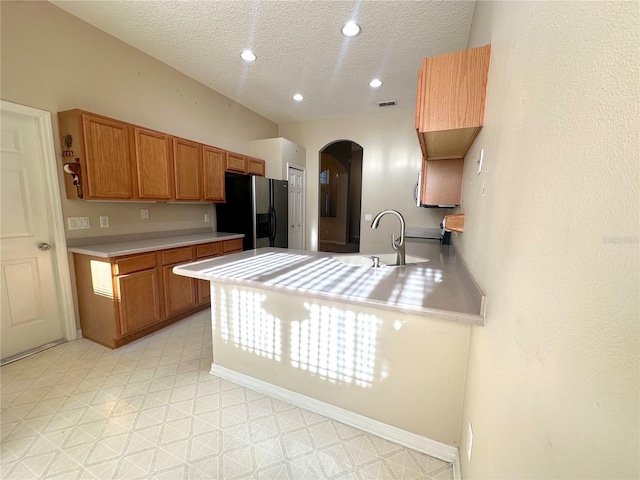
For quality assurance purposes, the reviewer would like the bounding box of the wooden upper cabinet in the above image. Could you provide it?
[81,114,134,199]
[226,152,247,173]
[56,111,135,200]
[172,137,202,200]
[420,158,464,206]
[202,146,226,202]
[133,127,173,200]
[416,44,491,160]
[247,157,266,176]
[59,108,262,202]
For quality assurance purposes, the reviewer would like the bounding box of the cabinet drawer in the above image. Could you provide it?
[223,238,243,253]
[115,253,157,275]
[196,242,223,259]
[161,246,193,265]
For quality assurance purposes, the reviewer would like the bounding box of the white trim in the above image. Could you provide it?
[453,449,462,480]
[285,162,306,250]
[210,363,459,464]
[77,329,83,339]
[0,101,77,342]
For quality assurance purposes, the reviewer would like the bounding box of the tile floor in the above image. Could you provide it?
[1,310,454,479]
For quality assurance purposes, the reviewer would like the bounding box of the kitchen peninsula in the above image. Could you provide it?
[174,243,484,459]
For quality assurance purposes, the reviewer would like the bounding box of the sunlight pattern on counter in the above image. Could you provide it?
[196,252,438,305]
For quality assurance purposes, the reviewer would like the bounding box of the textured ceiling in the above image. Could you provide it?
[51,1,476,125]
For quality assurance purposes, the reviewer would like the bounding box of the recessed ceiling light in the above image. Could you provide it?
[341,21,361,37]
[240,50,256,62]
[293,93,304,102]
[369,78,383,88]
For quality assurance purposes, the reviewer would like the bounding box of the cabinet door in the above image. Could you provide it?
[419,45,490,133]
[247,157,266,176]
[173,137,202,200]
[163,265,196,317]
[117,269,161,335]
[197,279,211,305]
[134,128,173,200]
[226,153,247,173]
[81,114,133,199]
[203,146,226,202]
[420,158,464,206]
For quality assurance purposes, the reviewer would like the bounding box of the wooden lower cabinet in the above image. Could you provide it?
[73,239,241,349]
[117,269,162,335]
[162,265,196,316]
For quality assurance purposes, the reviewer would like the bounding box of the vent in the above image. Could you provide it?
[378,100,397,107]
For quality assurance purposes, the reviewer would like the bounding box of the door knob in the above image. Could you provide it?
[37,243,51,251]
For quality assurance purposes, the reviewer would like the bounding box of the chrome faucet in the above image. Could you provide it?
[371,209,406,266]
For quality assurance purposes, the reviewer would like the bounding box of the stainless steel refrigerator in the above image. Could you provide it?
[216,174,288,251]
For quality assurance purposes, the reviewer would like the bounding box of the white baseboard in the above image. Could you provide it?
[453,450,462,480]
[210,364,459,464]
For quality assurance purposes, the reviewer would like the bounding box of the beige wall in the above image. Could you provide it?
[211,283,470,446]
[456,1,639,478]
[1,1,278,239]
[250,137,306,181]
[280,108,452,252]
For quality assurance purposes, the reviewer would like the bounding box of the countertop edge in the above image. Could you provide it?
[173,262,485,326]
[68,233,245,258]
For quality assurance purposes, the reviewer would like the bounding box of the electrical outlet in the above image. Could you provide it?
[99,216,109,228]
[364,213,373,221]
[204,213,210,223]
[467,423,473,461]
[140,208,149,220]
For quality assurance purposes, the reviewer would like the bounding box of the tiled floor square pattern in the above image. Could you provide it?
[1,310,453,479]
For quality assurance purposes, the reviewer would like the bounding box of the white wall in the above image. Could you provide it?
[250,137,306,181]
[280,108,451,252]
[456,2,639,478]
[1,1,278,239]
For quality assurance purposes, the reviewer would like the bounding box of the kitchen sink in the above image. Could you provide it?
[332,253,430,268]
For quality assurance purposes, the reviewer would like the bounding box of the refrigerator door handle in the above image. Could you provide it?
[268,206,276,247]
[272,208,277,246]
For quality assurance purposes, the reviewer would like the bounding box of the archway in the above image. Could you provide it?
[318,140,363,253]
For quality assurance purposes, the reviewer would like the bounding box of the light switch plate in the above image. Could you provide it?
[67,217,90,230]
[364,213,373,221]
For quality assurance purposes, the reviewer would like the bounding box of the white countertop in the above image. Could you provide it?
[174,244,486,325]
[67,232,244,258]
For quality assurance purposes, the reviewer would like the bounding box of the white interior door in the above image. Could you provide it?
[1,104,71,361]
[287,165,305,250]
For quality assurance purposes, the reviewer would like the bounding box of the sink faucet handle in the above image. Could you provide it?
[391,234,399,250]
